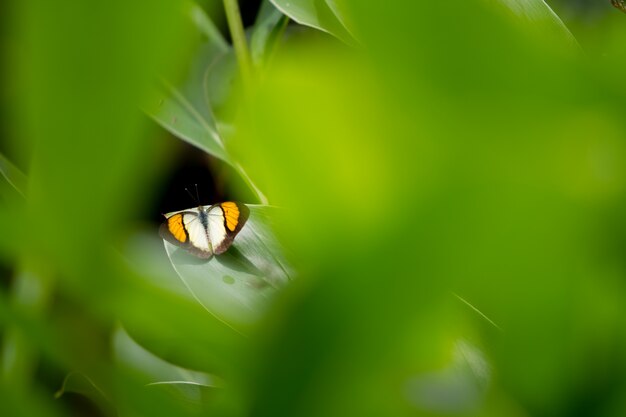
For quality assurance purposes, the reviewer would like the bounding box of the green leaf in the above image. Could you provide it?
[0,153,27,197]
[204,49,238,124]
[119,230,248,374]
[145,5,233,163]
[496,0,578,46]
[147,52,268,203]
[55,372,114,417]
[114,327,216,406]
[144,78,230,163]
[269,0,354,45]
[186,1,229,52]
[324,0,355,39]
[251,1,289,67]
[162,205,292,331]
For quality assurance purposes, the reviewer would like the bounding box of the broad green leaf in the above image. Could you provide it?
[0,152,27,197]
[269,0,354,45]
[114,327,215,407]
[55,372,114,417]
[162,205,292,330]
[251,1,289,67]
[144,78,230,163]
[123,229,195,299]
[119,229,248,374]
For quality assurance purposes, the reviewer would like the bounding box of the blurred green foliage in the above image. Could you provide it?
[2,0,626,416]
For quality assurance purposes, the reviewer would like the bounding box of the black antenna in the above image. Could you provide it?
[184,186,199,205]
[194,183,200,205]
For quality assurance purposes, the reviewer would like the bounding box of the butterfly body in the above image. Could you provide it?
[160,202,249,259]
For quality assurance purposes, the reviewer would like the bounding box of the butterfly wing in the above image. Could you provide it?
[207,202,250,254]
[159,209,213,259]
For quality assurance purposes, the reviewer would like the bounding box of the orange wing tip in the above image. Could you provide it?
[221,202,245,232]
[167,214,187,243]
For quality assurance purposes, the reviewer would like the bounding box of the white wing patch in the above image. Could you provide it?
[183,213,210,252]
[165,207,200,217]
[207,205,227,250]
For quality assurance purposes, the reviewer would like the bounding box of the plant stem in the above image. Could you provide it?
[221,1,268,205]
[223,0,253,89]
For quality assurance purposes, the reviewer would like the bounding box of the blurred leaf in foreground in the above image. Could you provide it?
[230,1,626,416]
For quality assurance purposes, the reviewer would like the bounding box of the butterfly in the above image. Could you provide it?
[159,202,250,259]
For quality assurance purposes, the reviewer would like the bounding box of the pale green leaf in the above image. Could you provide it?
[187,1,229,52]
[162,205,292,330]
[144,78,229,163]
[251,0,289,67]
[269,0,354,44]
